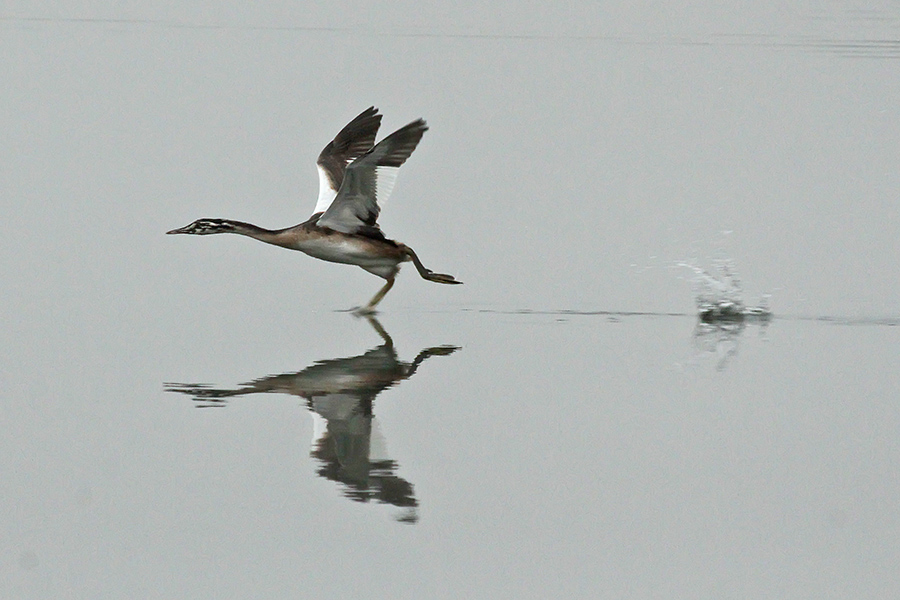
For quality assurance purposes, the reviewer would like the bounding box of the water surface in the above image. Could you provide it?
[2,2,899,598]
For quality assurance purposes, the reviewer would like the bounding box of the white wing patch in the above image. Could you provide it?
[313,164,339,214]
[374,166,400,209]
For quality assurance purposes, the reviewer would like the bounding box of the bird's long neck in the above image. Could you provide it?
[218,220,299,249]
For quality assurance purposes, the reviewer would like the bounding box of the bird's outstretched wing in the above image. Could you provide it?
[312,107,383,216]
[316,118,427,238]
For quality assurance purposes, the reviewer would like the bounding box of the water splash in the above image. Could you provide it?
[673,258,771,370]
[680,259,772,322]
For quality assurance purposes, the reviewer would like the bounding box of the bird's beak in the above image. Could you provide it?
[166,225,189,234]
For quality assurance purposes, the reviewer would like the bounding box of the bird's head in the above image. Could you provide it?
[166,219,236,235]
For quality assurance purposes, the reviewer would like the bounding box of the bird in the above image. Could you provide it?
[167,107,461,313]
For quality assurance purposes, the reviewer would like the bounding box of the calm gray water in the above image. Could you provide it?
[2,3,899,598]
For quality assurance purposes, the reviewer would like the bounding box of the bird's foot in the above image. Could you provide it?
[424,271,463,285]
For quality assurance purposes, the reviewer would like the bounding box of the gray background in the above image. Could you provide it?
[2,2,899,598]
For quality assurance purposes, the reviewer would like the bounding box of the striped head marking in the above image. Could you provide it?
[166,219,235,235]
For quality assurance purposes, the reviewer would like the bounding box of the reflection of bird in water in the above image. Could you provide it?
[167,107,461,313]
[165,317,459,523]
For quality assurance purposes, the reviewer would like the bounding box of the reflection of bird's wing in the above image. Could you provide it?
[312,107,382,216]
[316,119,427,237]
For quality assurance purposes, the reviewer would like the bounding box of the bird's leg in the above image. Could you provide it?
[402,245,463,285]
[356,276,395,314]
